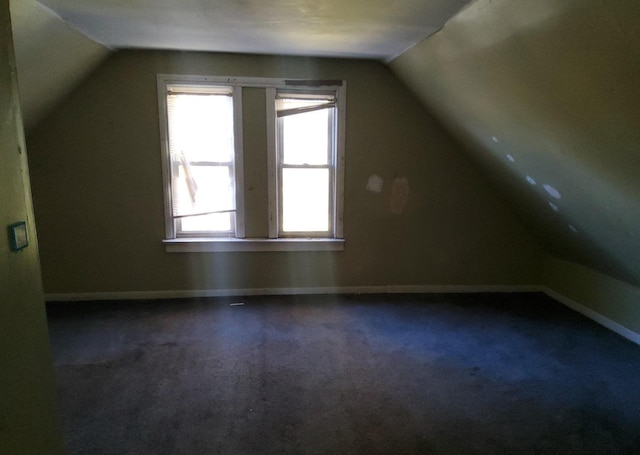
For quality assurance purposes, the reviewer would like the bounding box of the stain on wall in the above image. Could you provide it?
[390,177,410,215]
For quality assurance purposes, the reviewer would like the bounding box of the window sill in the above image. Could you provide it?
[163,237,345,252]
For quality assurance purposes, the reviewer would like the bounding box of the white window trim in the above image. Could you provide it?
[266,87,278,239]
[158,74,346,253]
[232,88,246,238]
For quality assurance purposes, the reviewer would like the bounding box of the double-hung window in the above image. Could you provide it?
[159,79,243,238]
[158,75,344,252]
[272,91,338,238]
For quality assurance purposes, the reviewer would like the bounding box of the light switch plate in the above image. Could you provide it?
[9,221,28,251]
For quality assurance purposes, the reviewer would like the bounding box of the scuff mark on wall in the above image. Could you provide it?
[390,177,410,214]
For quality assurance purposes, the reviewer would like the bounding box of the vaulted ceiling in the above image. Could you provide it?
[9,0,640,287]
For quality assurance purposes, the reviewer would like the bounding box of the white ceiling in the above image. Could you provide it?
[37,0,472,61]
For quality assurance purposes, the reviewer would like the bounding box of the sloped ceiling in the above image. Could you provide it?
[390,0,640,286]
[35,0,471,60]
[10,0,111,131]
[11,0,471,131]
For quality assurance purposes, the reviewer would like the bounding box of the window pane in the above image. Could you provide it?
[173,165,234,233]
[169,94,234,163]
[282,168,330,232]
[166,88,236,235]
[281,108,330,165]
[181,212,232,233]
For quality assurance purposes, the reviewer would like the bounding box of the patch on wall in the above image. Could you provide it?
[390,177,410,214]
[366,174,384,193]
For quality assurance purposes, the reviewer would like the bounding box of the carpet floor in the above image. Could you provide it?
[47,293,640,454]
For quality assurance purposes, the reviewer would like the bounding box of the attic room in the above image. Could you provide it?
[1,0,639,453]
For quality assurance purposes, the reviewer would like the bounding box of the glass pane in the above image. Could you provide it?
[169,94,234,163]
[173,165,234,233]
[181,212,232,233]
[167,90,236,235]
[282,168,330,233]
[281,108,331,165]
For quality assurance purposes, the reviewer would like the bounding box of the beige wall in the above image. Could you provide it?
[28,50,543,296]
[0,1,65,452]
[390,0,640,338]
[543,256,640,336]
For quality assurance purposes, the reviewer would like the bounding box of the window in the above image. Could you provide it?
[159,77,244,239]
[166,85,237,236]
[158,75,344,252]
[273,92,337,237]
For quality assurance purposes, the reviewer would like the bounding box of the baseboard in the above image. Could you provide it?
[542,287,640,346]
[44,284,541,302]
[385,285,541,294]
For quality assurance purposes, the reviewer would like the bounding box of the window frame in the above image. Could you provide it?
[158,75,345,252]
[158,75,245,239]
[266,84,345,240]
[273,91,337,238]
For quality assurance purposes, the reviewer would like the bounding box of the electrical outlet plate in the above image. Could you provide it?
[9,221,28,251]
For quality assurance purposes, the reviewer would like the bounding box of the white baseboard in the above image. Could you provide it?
[45,285,640,346]
[44,284,540,302]
[542,287,640,346]
[385,285,541,294]
[45,286,384,301]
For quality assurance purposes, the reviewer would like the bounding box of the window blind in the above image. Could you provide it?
[166,87,236,222]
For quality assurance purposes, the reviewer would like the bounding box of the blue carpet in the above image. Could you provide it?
[47,293,640,454]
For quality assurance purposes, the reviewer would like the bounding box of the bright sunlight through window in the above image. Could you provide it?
[166,85,236,236]
[276,94,336,236]
[159,75,345,251]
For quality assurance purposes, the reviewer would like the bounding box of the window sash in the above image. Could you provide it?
[164,83,238,237]
[279,166,333,236]
[275,92,337,238]
[173,162,236,237]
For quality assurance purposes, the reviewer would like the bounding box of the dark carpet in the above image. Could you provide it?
[46,293,640,454]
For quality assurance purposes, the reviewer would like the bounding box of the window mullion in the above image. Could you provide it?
[266,87,278,239]
[233,85,245,238]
